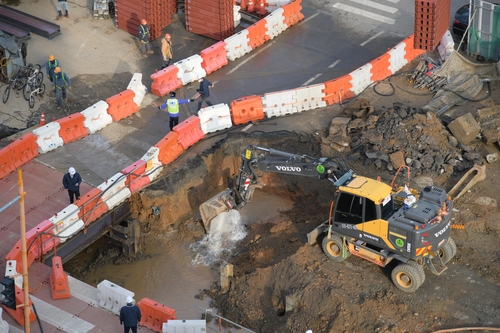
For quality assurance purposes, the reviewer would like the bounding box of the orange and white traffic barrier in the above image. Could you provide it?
[97,173,131,210]
[127,73,148,108]
[198,103,233,134]
[174,55,205,85]
[97,280,134,315]
[49,204,84,243]
[50,256,71,299]
[32,121,64,154]
[81,100,113,134]
[141,147,164,182]
[295,83,327,111]
[264,8,288,39]
[224,30,252,61]
[262,89,297,118]
[138,298,177,332]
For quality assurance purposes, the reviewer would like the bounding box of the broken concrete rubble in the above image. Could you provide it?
[321,99,480,176]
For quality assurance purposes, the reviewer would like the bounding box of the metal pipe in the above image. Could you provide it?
[194,304,256,333]
[0,195,20,213]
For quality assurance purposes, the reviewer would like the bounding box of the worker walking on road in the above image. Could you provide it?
[138,19,153,57]
[62,167,82,204]
[158,91,195,131]
[53,67,71,110]
[56,0,69,19]
[195,74,213,110]
[161,33,173,69]
[119,296,141,333]
[46,55,60,84]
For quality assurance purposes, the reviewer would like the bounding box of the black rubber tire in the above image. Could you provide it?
[14,77,25,90]
[447,237,457,258]
[3,85,10,103]
[34,72,43,87]
[391,263,423,293]
[405,260,426,287]
[39,83,46,97]
[23,83,31,101]
[29,95,35,109]
[322,234,350,262]
[437,241,455,264]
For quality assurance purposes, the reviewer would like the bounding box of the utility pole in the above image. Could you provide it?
[18,169,30,333]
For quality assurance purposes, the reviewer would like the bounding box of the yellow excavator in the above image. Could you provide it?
[200,145,456,293]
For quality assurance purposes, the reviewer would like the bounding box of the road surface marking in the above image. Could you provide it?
[349,0,398,13]
[386,0,400,3]
[302,74,323,86]
[31,295,95,333]
[242,123,253,132]
[328,59,341,68]
[227,42,275,75]
[360,31,385,46]
[299,12,320,25]
[332,3,396,24]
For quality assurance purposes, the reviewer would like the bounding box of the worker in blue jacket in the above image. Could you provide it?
[119,296,141,333]
[62,167,81,204]
[158,91,194,131]
[53,67,71,110]
[195,74,214,110]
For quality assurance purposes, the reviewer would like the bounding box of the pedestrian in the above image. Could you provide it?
[158,91,195,131]
[138,19,153,58]
[46,55,60,85]
[161,33,173,69]
[195,74,213,110]
[119,296,141,333]
[52,67,71,110]
[62,167,82,204]
[56,0,69,19]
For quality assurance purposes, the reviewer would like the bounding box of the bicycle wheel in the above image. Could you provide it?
[16,74,27,90]
[28,64,41,78]
[34,72,43,87]
[29,95,35,109]
[39,83,46,97]
[3,85,10,103]
[23,83,32,101]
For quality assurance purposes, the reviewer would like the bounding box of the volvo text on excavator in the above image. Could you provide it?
[199,145,456,293]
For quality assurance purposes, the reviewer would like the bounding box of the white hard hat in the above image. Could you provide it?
[126,296,133,303]
[69,167,76,175]
[305,330,313,333]
[197,74,204,80]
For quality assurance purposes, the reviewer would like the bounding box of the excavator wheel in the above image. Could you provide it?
[437,237,457,264]
[322,235,350,262]
[391,263,423,293]
[404,260,426,287]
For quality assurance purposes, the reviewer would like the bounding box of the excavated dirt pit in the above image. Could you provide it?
[66,107,500,332]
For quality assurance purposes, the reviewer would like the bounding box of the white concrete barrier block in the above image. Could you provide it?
[97,280,134,315]
[97,173,131,210]
[127,73,147,108]
[295,83,326,111]
[49,204,83,243]
[349,63,373,95]
[265,8,287,39]
[262,89,297,118]
[141,147,163,181]
[81,100,113,134]
[32,121,64,154]
[198,103,233,134]
[388,41,408,74]
[224,30,252,61]
[174,55,205,85]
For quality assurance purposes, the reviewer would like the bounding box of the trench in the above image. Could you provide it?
[65,130,333,321]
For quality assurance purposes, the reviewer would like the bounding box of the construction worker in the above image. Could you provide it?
[158,91,195,131]
[195,74,214,110]
[46,55,60,84]
[161,33,173,69]
[56,0,69,19]
[138,19,153,57]
[53,67,71,110]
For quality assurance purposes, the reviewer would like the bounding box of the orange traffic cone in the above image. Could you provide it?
[257,0,267,15]
[247,0,255,12]
[40,112,46,126]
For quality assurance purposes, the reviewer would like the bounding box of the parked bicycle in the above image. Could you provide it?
[2,70,25,103]
[22,64,45,108]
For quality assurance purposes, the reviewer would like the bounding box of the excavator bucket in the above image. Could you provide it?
[199,189,236,232]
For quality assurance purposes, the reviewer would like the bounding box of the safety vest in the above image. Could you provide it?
[48,60,59,71]
[139,25,150,42]
[166,98,179,116]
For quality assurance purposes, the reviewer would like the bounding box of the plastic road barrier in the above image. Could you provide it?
[81,100,113,134]
[97,280,134,315]
[198,103,233,134]
[173,116,205,150]
[154,131,184,165]
[97,173,131,210]
[49,204,84,243]
[57,113,89,144]
[174,55,206,85]
[127,73,148,108]
[200,41,229,75]
[106,89,139,122]
[32,121,64,154]
[230,95,265,125]
[224,30,252,61]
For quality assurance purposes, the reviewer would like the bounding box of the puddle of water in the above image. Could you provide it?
[239,189,294,224]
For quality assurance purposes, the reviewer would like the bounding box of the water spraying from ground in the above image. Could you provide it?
[190,209,247,266]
